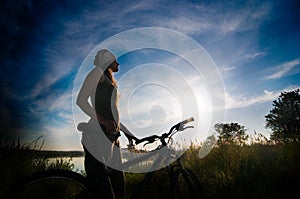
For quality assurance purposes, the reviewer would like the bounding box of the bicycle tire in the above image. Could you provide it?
[5,169,92,199]
[172,168,205,199]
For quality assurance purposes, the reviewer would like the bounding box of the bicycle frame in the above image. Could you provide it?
[120,136,192,199]
[103,118,195,198]
[107,117,194,172]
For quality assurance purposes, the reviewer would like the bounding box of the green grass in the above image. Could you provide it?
[0,137,74,198]
[124,143,300,199]
[1,136,299,198]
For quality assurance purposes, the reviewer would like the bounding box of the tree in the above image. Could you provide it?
[265,89,300,142]
[214,122,247,146]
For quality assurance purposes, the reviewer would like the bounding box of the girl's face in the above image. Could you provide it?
[109,60,119,72]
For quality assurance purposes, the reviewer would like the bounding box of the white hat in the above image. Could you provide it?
[93,49,116,69]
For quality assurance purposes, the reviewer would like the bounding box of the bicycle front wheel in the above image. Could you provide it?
[172,168,205,199]
[5,169,92,199]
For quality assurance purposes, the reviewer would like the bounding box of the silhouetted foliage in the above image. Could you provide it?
[265,89,300,142]
[126,143,300,199]
[214,122,248,146]
[0,137,74,198]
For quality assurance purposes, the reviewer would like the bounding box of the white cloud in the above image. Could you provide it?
[163,16,212,35]
[225,86,300,110]
[156,1,272,36]
[123,0,159,13]
[29,90,72,114]
[218,2,271,34]
[27,58,74,99]
[17,0,280,151]
[43,123,76,138]
[48,91,73,112]
[41,123,82,151]
[220,65,236,72]
[245,51,266,60]
[57,112,73,124]
[263,58,300,80]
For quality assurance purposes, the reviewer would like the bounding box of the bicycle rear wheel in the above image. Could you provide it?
[5,169,92,199]
[172,168,205,199]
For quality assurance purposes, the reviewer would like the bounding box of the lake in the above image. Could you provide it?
[49,156,84,172]
[48,150,158,173]
[72,156,85,172]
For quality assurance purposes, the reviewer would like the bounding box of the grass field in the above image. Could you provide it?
[1,137,299,198]
[124,142,299,198]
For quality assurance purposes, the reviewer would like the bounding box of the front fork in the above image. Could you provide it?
[167,156,186,199]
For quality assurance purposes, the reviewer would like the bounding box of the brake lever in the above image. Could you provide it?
[178,124,194,131]
[143,137,158,147]
[143,142,152,147]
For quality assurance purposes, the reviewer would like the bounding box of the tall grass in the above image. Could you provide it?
[125,141,300,198]
[181,139,300,198]
[0,137,74,198]
[1,135,299,198]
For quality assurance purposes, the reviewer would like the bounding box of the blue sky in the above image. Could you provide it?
[1,0,300,151]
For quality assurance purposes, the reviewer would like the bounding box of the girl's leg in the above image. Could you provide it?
[83,146,115,199]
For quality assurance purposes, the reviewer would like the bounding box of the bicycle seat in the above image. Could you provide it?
[77,122,100,132]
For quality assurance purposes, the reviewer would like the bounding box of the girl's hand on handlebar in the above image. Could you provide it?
[125,134,140,149]
[125,133,139,144]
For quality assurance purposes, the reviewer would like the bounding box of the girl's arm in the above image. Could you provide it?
[120,122,138,140]
[76,67,104,121]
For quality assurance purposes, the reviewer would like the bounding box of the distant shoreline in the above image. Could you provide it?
[29,150,84,158]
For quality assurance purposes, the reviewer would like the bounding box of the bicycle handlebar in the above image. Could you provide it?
[180,117,194,125]
[135,117,194,147]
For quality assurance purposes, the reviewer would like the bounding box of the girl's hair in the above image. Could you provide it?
[105,67,117,87]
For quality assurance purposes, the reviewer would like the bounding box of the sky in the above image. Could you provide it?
[1,0,300,151]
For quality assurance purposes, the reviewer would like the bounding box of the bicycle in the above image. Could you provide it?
[5,117,205,199]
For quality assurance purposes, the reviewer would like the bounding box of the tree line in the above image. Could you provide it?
[214,89,300,145]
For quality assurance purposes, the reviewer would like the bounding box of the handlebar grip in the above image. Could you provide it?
[180,117,194,125]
